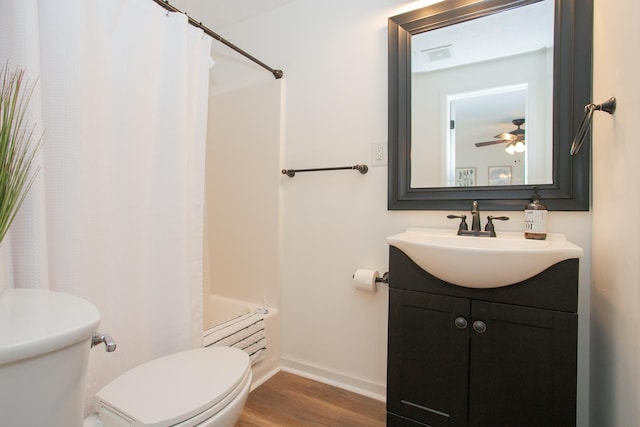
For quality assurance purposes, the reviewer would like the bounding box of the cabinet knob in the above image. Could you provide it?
[473,320,487,333]
[454,316,468,330]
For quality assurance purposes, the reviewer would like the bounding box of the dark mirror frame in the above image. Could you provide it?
[388,0,593,211]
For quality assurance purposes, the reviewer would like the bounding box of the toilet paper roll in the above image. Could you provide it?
[352,269,379,292]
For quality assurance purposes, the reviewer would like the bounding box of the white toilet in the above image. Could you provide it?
[0,289,252,427]
[84,346,251,427]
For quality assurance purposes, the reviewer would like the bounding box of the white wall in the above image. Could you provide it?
[182,0,593,423]
[590,1,640,426]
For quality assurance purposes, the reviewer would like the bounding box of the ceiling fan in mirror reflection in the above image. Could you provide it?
[474,118,525,154]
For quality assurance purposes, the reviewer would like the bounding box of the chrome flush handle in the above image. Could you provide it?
[91,333,117,352]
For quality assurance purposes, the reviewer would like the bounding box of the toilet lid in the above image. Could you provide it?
[95,346,250,426]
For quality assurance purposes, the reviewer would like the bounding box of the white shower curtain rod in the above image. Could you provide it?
[151,0,284,79]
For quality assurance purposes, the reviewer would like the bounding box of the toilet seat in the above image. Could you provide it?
[93,346,251,427]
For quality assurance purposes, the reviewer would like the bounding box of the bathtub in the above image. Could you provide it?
[203,294,280,389]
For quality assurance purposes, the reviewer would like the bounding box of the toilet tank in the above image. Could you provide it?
[0,289,100,427]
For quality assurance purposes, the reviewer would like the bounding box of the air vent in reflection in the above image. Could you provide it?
[421,44,453,62]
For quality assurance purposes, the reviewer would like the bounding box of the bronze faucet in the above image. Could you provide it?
[447,201,509,237]
[471,200,481,231]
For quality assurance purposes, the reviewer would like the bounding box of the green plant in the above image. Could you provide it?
[0,64,41,244]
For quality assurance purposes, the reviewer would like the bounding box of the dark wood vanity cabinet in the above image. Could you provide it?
[387,246,579,427]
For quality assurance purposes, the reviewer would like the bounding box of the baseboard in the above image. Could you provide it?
[280,355,386,402]
[250,365,280,391]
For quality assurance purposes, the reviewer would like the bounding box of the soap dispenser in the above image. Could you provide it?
[524,188,547,240]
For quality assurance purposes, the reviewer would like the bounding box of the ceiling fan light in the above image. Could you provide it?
[505,140,526,155]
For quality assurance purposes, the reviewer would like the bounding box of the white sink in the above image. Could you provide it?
[387,228,583,288]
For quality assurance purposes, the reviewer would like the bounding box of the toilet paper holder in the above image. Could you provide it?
[376,272,389,284]
[352,269,389,293]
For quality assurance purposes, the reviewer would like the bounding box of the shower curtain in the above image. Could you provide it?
[0,0,211,412]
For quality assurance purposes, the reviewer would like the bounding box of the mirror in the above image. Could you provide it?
[388,0,593,210]
[411,1,553,188]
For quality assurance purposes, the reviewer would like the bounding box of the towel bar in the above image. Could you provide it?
[570,97,616,155]
[282,164,368,178]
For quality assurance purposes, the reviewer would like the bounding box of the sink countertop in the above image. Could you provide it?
[387,228,584,288]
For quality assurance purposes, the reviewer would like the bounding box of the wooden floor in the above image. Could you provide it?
[235,371,386,426]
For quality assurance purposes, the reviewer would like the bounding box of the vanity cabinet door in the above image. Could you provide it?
[468,300,577,427]
[387,289,471,427]
[388,290,578,427]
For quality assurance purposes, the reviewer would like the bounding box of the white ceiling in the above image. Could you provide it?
[167,0,297,29]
